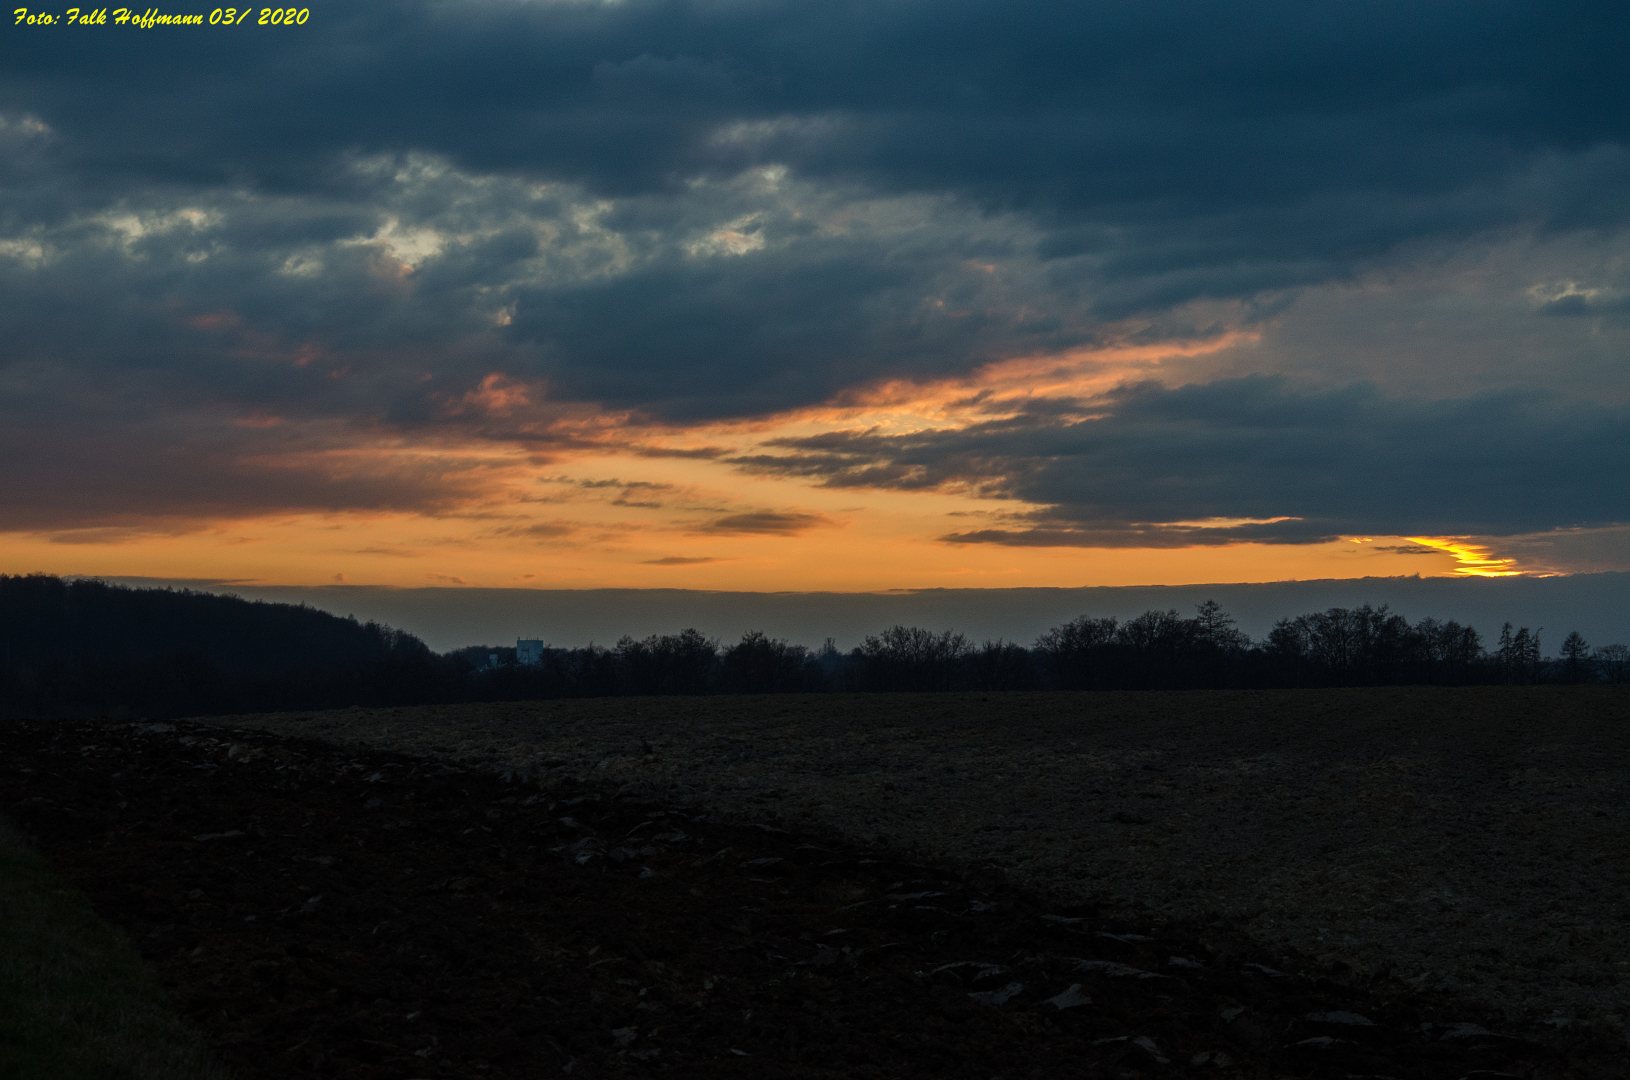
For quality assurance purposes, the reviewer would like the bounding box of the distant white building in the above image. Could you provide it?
[516,638,545,666]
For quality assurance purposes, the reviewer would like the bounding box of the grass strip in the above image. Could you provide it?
[0,815,225,1080]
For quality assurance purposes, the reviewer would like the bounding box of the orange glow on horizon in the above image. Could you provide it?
[0,334,1568,592]
[1,528,1481,591]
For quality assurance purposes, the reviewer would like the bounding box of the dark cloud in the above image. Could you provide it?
[10,2,1629,205]
[696,511,835,536]
[483,522,580,541]
[744,377,1630,544]
[578,479,669,490]
[1536,290,1630,317]
[0,411,480,533]
[3,1,1630,540]
[3,1,1630,415]
[571,478,672,507]
[937,524,1324,550]
[629,445,732,460]
[505,244,1049,416]
[643,556,726,566]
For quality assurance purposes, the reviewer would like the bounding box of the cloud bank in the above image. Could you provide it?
[3,0,1628,575]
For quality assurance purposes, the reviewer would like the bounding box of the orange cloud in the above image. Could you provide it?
[8,327,1612,593]
[751,329,1259,439]
[460,373,533,417]
[234,413,284,428]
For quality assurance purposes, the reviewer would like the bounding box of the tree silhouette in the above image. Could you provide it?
[1194,600,1250,653]
[855,626,970,692]
[1034,615,1119,690]
[615,629,719,695]
[721,631,822,693]
[966,640,1036,691]
[3,574,1617,714]
[1559,631,1594,683]
[1596,643,1630,684]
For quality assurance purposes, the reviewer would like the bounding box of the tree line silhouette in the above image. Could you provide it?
[0,575,444,720]
[1,574,1624,719]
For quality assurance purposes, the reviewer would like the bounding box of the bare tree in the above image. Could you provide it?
[722,631,819,694]
[1559,631,1594,683]
[967,640,1035,691]
[616,628,719,694]
[1193,600,1249,653]
[1034,615,1119,690]
[856,626,970,691]
[1596,643,1630,684]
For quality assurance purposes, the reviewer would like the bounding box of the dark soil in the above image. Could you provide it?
[1,716,1618,1079]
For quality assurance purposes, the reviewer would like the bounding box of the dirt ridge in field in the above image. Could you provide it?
[204,687,1630,1048]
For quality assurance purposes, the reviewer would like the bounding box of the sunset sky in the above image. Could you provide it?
[4,1,1629,594]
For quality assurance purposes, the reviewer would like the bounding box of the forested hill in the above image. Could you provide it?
[0,575,443,719]
[0,575,427,672]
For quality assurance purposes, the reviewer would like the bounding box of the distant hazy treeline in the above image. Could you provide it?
[467,600,1624,697]
[1,576,1624,720]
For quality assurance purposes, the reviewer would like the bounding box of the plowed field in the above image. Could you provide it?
[2,714,1621,1078]
[205,687,1630,1043]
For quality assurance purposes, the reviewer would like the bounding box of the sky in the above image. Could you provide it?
[4,0,1629,597]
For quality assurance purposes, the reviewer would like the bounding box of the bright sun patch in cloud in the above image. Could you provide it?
[1403,537,1526,577]
[342,216,445,270]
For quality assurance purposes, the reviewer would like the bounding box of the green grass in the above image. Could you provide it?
[0,817,225,1080]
